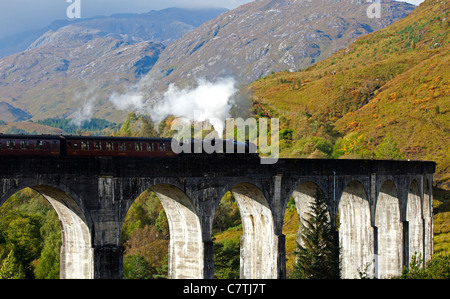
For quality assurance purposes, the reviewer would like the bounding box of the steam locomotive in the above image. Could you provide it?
[0,134,254,157]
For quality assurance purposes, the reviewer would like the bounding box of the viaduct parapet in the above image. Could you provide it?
[0,156,435,279]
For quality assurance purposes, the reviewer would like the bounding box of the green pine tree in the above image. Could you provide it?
[0,248,26,279]
[213,238,240,279]
[291,190,340,279]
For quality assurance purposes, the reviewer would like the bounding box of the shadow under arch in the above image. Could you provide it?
[229,182,277,279]
[375,180,402,278]
[0,184,93,279]
[150,184,203,279]
[423,179,433,261]
[406,179,423,264]
[338,180,373,279]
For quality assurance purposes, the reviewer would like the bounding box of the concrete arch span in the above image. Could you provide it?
[150,184,203,279]
[338,180,373,279]
[230,182,277,279]
[374,180,402,278]
[0,184,93,279]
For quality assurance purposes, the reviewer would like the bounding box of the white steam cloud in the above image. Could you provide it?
[109,76,154,111]
[152,78,236,136]
[109,77,237,137]
[69,85,98,127]
[110,92,145,111]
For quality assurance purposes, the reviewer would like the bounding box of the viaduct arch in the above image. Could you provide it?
[339,180,373,279]
[375,180,402,278]
[1,183,93,279]
[0,156,435,279]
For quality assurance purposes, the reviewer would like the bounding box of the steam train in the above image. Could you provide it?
[0,134,254,157]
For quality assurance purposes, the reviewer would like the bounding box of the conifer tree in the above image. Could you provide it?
[291,190,340,279]
[0,248,26,279]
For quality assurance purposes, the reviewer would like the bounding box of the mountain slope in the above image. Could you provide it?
[0,7,228,59]
[0,101,31,122]
[248,0,449,186]
[0,26,164,122]
[0,20,72,60]
[144,0,415,92]
[0,8,228,122]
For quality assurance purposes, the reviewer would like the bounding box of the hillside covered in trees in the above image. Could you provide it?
[249,0,449,187]
[0,189,60,279]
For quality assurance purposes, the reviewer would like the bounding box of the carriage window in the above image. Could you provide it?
[81,141,89,150]
[35,140,43,149]
[73,143,78,149]
[135,142,142,151]
[147,142,154,151]
[6,140,15,149]
[106,142,113,151]
[119,142,126,151]
[94,141,102,150]
[20,140,29,149]
[158,143,165,151]
[52,141,58,150]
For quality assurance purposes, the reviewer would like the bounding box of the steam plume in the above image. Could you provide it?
[109,77,237,137]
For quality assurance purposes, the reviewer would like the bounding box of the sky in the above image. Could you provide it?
[0,0,425,39]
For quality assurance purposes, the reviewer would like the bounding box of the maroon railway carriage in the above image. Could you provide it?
[0,134,61,156]
[0,134,177,158]
[0,134,253,157]
[62,136,177,157]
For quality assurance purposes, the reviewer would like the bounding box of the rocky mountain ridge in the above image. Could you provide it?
[144,0,415,92]
[0,7,228,122]
[0,7,228,59]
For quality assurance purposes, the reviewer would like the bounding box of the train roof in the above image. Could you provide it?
[0,134,61,139]
[62,135,172,142]
[0,134,172,142]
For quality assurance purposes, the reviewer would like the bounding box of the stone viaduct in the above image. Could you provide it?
[0,155,435,279]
